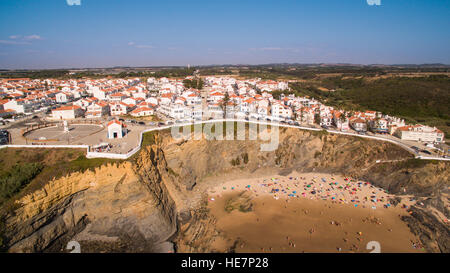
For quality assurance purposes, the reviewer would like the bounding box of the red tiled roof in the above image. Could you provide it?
[53,105,81,111]
[107,119,124,127]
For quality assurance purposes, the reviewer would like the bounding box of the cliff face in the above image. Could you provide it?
[161,128,449,253]
[162,128,448,197]
[162,128,415,192]
[3,144,177,253]
[1,127,448,253]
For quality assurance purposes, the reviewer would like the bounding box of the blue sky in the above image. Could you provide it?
[0,0,449,69]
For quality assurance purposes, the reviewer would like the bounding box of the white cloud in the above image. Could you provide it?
[260,47,283,51]
[0,34,42,46]
[0,40,29,45]
[250,47,284,51]
[128,42,154,49]
[24,35,42,40]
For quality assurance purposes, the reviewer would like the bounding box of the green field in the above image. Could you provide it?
[0,148,122,211]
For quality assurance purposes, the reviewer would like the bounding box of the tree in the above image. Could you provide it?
[197,78,204,89]
[183,79,193,89]
[339,113,346,123]
[314,114,321,125]
[221,93,230,118]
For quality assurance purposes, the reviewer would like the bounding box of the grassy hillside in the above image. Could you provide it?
[0,148,122,210]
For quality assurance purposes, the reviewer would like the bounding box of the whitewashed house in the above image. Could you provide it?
[110,102,130,116]
[107,120,126,139]
[51,105,84,120]
[86,102,109,119]
[55,92,74,103]
[130,106,154,117]
[395,125,444,143]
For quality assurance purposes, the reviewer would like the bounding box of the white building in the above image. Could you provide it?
[130,106,154,117]
[110,102,131,116]
[369,118,389,134]
[395,125,444,143]
[55,92,73,103]
[3,99,32,114]
[349,117,367,132]
[51,105,84,120]
[159,103,185,119]
[271,103,292,119]
[107,120,126,139]
[86,102,109,119]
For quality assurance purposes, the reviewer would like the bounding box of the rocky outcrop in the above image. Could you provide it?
[162,128,413,189]
[3,144,178,253]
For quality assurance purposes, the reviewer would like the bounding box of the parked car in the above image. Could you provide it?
[138,121,146,125]
[411,146,420,151]
[0,130,9,145]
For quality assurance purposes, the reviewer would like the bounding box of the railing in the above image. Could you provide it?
[0,144,89,149]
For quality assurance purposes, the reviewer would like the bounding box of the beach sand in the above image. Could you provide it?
[207,172,423,253]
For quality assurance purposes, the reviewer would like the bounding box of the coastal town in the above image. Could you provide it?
[0,76,447,158]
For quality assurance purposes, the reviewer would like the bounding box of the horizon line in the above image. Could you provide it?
[1,62,450,71]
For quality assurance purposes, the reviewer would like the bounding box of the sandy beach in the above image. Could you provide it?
[206,172,424,253]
